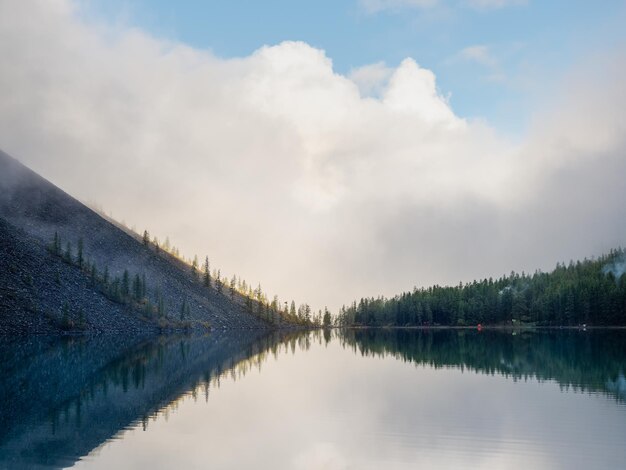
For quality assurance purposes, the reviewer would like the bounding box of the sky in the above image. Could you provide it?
[86,0,626,136]
[0,0,625,311]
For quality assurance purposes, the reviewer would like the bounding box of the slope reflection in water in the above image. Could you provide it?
[0,330,297,469]
[1,329,626,469]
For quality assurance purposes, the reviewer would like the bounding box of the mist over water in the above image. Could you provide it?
[1,329,625,469]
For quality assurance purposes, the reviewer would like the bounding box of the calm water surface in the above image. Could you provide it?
[1,329,625,469]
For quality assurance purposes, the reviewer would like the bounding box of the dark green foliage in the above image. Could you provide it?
[296,303,311,323]
[110,278,120,302]
[337,249,626,327]
[133,274,142,300]
[323,308,332,327]
[191,255,199,279]
[142,230,150,246]
[63,242,72,263]
[49,231,61,255]
[216,270,222,294]
[203,256,210,288]
[230,276,236,299]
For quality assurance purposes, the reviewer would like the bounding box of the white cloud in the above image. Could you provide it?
[383,59,461,126]
[0,0,625,311]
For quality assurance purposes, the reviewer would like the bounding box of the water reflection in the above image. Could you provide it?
[1,329,625,469]
[0,331,302,469]
[341,328,626,401]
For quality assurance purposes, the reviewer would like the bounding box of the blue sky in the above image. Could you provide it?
[88,0,626,136]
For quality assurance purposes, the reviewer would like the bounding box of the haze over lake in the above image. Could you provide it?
[2,329,625,469]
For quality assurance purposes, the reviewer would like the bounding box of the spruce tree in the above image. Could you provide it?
[323,307,332,327]
[51,231,61,255]
[230,276,236,298]
[203,256,211,287]
[111,278,120,302]
[64,242,72,263]
[191,255,199,279]
[133,274,142,300]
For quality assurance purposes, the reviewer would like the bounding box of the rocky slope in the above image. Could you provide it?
[0,217,158,335]
[0,150,268,333]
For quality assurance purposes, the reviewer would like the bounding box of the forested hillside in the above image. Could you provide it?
[337,250,626,326]
[0,150,273,333]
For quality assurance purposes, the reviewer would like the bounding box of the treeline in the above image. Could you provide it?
[337,248,626,327]
[48,232,189,328]
[140,229,332,328]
